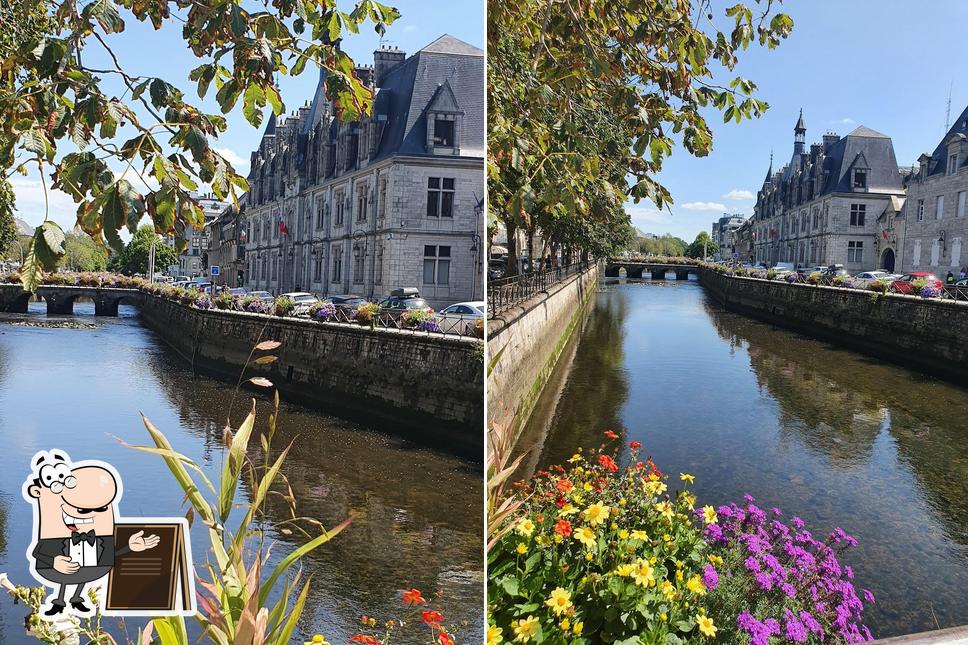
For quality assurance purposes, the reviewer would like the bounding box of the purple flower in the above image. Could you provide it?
[780,582,796,597]
[783,611,808,643]
[702,564,719,590]
[862,589,875,604]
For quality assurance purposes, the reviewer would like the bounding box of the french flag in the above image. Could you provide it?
[277,219,289,235]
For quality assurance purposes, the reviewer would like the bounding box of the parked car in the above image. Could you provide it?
[853,270,890,286]
[821,264,848,277]
[488,259,508,280]
[891,272,943,294]
[326,294,367,314]
[248,290,275,302]
[228,287,247,296]
[279,292,321,315]
[437,301,485,334]
[379,288,433,319]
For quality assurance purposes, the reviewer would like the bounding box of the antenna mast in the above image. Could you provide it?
[945,81,953,132]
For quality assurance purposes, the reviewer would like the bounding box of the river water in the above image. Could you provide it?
[0,302,483,643]
[520,278,968,638]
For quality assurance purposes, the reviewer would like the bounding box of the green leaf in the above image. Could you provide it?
[217,406,256,523]
[242,83,265,128]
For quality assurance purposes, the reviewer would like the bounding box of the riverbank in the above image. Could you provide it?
[699,267,968,382]
[138,294,484,459]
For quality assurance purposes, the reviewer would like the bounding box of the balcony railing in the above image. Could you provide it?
[487,260,595,317]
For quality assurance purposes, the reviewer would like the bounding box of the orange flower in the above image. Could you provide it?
[402,588,426,606]
[629,441,641,450]
[598,454,619,473]
[421,610,444,627]
[556,478,574,493]
[439,629,455,645]
[350,636,379,645]
[604,430,619,440]
[554,520,573,537]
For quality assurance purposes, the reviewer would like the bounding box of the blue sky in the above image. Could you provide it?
[629,0,968,243]
[11,0,484,232]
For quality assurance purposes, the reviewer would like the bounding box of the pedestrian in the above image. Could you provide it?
[960,266,966,281]
[946,271,955,284]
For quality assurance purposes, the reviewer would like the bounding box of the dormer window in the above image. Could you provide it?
[433,118,455,147]
[853,170,867,189]
[949,153,959,176]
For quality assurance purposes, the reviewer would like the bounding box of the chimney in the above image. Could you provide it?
[822,131,840,153]
[373,46,406,87]
[354,64,374,89]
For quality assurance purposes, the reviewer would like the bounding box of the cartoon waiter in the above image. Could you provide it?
[22,450,160,617]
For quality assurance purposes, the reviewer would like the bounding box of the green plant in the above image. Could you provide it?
[214,291,235,310]
[867,279,888,294]
[911,278,927,295]
[473,318,485,339]
[766,268,777,281]
[488,436,717,643]
[273,295,295,317]
[402,308,432,328]
[355,302,380,326]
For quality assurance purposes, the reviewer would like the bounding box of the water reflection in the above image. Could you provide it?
[0,303,483,642]
[529,280,968,637]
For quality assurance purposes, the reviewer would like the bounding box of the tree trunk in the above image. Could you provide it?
[505,218,519,277]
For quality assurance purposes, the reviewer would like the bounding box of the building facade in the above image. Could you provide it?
[205,206,245,288]
[173,193,230,278]
[897,104,968,276]
[241,35,485,308]
[711,214,746,261]
[734,218,754,263]
[752,112,906,272]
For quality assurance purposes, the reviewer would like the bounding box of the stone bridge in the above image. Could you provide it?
[604,260,700,280]
[0,284,145,316]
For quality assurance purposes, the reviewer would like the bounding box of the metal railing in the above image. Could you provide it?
[487,260,595,316]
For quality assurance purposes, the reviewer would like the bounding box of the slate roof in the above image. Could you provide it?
[819,126,903,195]
[924,102,968,177]
[371,34,484,161]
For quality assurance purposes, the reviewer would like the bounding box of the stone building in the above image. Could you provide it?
[205,206,245,288]
[897,103,968,276]
[173,193,230,278]
[241,35,485,308]
[711,213,746,261]
[752,111,906,272]
[734,218,754,263]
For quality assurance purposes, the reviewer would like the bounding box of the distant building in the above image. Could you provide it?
[206,206,245,288]
[752,111,905,271]
[711,214,746,260]
[897,103,968,275]
[242,35,485,307]
[173,194,230,278]
[734,218,754,263]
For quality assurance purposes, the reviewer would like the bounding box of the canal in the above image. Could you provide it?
[0,302,483,643]
[519,278,968,638]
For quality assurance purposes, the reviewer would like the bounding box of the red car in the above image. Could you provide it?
[891,272,943,294]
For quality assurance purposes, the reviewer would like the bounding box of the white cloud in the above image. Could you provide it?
[213,147,249,170]
[723,189,754,201]
[401,24,418,32]
[839,117,855,125]
[625,205,668,227]
[9,177,78,230]
[681,201,727,211]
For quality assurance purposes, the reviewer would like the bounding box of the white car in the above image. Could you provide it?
[279,292,320,315]
[437,301,485,334]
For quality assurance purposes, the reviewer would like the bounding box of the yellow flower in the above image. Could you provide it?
[631,558,655,587]
[516,518,535,536]
[683,492,697,509]
[545,587,573,616]
[568,454,582,463]
[553,533,563,544]
[679,473,695,484]
[615,563,635,577]
[687,575,706,596]
[585,551,593,561]
[572,622,584,635]
[662,534,672,543]
[618,529,629,540]
[516,543,527,555]
[583,502,610,527]
[574,526,596,548]
[305,635,330,645]
[558,503,579,517]
[513,616,540,642]
[708,554,724,565]
[655,501,674,521]
[486,625,504,645]
[697,614,717,638]
[644,480,667,496]
[660,612,668,622]
[619,498,627,507]
[630,529,649,541]
[702,505,718,525]
[582,482,593,492]
[676,569,684,582]
[560,619,570,631]
[535,535,549,547]
[660,580,676,599]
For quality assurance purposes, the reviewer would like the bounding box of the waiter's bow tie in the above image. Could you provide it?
[70,530,97,546]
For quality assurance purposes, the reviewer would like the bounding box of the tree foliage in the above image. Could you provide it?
[0,0,398,290]
[687,230,719,259]
[62,231,108,271]
[108,224,177,275]
[638,234,689,257]
[0,180,16,259]
[488,0,792,271]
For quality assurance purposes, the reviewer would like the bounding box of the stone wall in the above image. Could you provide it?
[138,296,484,458]
[700,268,968,380]
[487,264,599,438]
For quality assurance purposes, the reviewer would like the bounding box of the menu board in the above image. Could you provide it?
[104,522,192,613]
